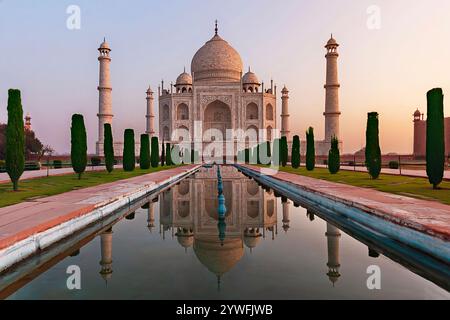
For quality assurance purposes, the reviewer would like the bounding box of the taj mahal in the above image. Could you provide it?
[95,22,342,159]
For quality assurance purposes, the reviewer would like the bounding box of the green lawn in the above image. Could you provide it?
[259,166,450,205]
[0,166,180,208]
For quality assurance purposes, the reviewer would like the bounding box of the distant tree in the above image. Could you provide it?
[166,143,172,166]
[150,137,159,168]
[70,114,87,179]
[291,135,301,169]
[328,136,340,174]
[104,123,114,173]
[25,130,43,159]
[123,129,135,171]
[306,127,315,171]
[365,112,381,179]
[140,134,150,170]
[426,88,445,189]
[5,89,25,190]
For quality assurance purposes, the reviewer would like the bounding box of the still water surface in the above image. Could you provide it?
[4,166,450,299]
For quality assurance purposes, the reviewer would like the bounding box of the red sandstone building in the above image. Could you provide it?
[413,109,450,159]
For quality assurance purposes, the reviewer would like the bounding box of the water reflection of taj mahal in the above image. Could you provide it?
[98,167,343,288]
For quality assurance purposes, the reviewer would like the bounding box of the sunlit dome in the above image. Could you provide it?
[191,26,243,82]
[242,68,260,85]
[176,71,193,86]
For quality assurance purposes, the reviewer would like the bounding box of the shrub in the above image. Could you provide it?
[90,157,101,167]
[25,161,41,171]
[71,114,87,179]
[388,161,399,169]
[104,123,114,173]
[140,134,150,169]
[6,89,25,190]
[0,160,5,173]
[426,88,445,189]
[53,160,63,169]
[365,112,381,179]
[122,129,135,172]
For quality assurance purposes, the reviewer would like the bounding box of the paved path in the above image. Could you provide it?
[315,164,450,180]
[0,165,198,251]
[0,165,122,184]
[243,165,450,241]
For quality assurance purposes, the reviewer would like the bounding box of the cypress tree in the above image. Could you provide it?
[103,123,114,173]
[306,127,315,171]
[328,136,340,174]
[280,136,288,167]
[5,89,25,191]
[365,112,381,179]
[272,138,280,166]
[292,135,301,169]
[191,148,195,164]
[140,134,150,170]
[266,141,271,160]
[123,129,135,172]
[161,142,165,166]
[151,137,159,168]
[166,143,172,166]
[244,148,250,164]
[426,88,445,189]
[70,114,87,179]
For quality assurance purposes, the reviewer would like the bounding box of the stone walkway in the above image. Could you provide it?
[0,165,122,184]
[243,165,450,241]
[0,165,198,252]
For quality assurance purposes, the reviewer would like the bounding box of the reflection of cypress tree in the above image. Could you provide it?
[103,123,114,173]
[365,112,381,179]
[328,136,340,174]
[150,137,159,168]
[306,127,315,171]
[5,89,25,191]
[426,88,445,189]
[291,135,301,169]
[139,134,150,170]
[123,129,135,172]
[71,114,88,179]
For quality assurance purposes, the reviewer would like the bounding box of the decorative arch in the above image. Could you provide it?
[246,103,258,120]
[247,180,259,196]
[246,125,259,142]
[266,126,273,141]
[163,126,170,141]
[204,100,232,140]
[162,104,170,121]
[266,104,274,121]
[247,200,259,219]
[178,201,190,218]
[177,103,189,120]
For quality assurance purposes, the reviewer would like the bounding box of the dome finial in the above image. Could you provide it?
[215,19,218,35]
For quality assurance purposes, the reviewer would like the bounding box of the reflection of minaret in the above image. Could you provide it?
[147,203,155,232]
[99,227,113,282]
[325,223,341,286]
[282,200,290,233]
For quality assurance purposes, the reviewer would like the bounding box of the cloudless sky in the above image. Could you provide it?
[1,0,449,154]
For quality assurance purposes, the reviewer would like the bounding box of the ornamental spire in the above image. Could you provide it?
[215,20,218,35]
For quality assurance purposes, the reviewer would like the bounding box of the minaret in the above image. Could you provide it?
[99,227,113,282]
[281,86,290,140]
[146,86,155,136]
[282,200,290,233]
[147,202,155,232]
[24,113,32,131]
[325,222,341,286]
[96,38,113,155]
[324,35,341,144]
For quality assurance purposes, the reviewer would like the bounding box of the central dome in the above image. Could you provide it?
[191,34,243,82]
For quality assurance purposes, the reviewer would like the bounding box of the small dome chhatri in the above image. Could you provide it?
[326,34,339,47]
[242,67,260,85]
[176,68,193,86]
[191,21,243,82]
[414,109,421,117]
[99,37,111,50]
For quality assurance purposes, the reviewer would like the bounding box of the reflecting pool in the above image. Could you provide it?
[2,166,449,299]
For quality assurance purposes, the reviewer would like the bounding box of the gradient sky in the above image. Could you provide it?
[1,0,449,154]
